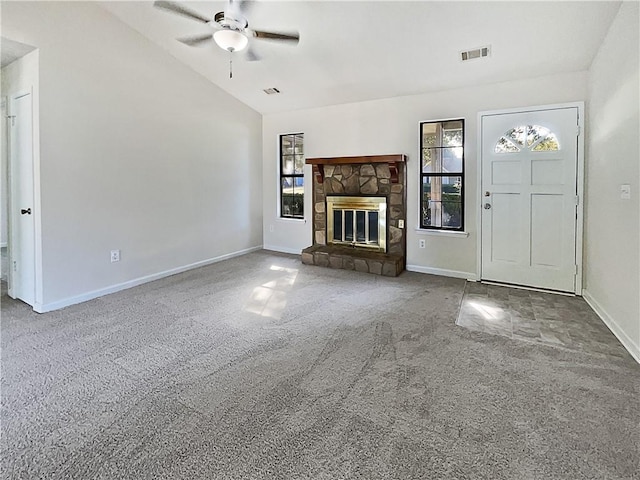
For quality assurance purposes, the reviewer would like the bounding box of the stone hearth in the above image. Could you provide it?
[302,154,407,276]
[302,245,404,277]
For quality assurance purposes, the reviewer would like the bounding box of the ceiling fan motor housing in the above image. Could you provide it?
[214,11,247,30]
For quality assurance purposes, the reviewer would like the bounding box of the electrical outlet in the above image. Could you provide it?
[110,249,120,263]
[398,219,405,229]
[621,184,631,200]
[419,239,426,249]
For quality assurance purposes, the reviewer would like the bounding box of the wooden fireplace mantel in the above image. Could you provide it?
[305,154,406,184]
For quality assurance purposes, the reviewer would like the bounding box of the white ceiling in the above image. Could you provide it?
[100,1,621,115]
[1,37,36,68]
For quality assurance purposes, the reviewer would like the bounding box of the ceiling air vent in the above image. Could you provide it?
[263,87,280,95]
[460,46,491,62]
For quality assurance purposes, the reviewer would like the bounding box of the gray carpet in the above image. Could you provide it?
[1,250,639,479]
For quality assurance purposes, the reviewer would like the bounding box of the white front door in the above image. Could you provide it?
[9,91,36,306]
[481,107,580,292]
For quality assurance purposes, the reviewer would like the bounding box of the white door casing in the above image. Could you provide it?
[8,91,36,306]
[480,105,582,293]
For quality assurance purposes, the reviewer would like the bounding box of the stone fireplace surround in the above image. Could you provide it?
[301,154,407,276]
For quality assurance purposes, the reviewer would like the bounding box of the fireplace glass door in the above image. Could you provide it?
[326,196,387,252]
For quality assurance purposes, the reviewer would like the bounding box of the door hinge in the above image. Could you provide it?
[574,195,580,206]
[576,125,581,136]
[13,261,17,272]
[574,264,578,275]
[6,115,16,126]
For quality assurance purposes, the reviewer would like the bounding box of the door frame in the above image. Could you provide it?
[476,102,585,295]
[7,87,43,308]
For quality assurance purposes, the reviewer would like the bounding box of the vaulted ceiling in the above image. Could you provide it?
[101,1,621,114]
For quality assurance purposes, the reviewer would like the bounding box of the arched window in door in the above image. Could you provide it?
[495,125,559,153]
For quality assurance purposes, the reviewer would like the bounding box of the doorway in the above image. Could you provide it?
[2,41,40,309]
[479,104,584,294]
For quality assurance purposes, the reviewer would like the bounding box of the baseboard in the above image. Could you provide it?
[583,289,640,364]
[262,244,302,255]
[406,264,477,281]
[33,245,263,313]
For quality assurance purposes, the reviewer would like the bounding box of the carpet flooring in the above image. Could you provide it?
[1,250,639,479]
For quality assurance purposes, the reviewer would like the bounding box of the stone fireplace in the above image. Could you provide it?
[301,154,407,276]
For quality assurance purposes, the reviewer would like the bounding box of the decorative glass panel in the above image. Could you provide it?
[526,125,551,147]
[495,125,560,153]
[294,155,304,174]
[532,133,559,151]
[505,126,526,148]
[495,137,520,153]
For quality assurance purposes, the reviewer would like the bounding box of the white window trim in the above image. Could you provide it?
[414,227,469,238]
[278,217,306,224]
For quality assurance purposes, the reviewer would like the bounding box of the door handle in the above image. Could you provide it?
[484,203,491,210]
[20,208,31,215]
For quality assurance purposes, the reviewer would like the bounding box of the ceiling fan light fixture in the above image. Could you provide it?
[213,29,248,52]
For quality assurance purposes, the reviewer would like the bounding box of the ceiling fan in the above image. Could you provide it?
[153,0,299,72]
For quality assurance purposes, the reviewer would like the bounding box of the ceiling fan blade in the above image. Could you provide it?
[177,33,214,47]
[153,1,211,24]
[252,30,300,44]
[245,46,261,62]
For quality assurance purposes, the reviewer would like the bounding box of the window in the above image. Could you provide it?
[495,125,559,153]
[280,133,304,218]
[420,119,464,230]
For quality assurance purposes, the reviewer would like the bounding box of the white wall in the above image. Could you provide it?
[263,71,588,278]
[584,1,640,362]
[2,2,263,311]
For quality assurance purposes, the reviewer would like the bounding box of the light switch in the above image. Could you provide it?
[621,184,631,200]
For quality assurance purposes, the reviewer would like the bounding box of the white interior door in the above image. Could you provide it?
[9,91,36,306]
[481,107,579,292]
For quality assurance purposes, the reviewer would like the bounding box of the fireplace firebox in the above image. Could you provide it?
[327,196,387,252]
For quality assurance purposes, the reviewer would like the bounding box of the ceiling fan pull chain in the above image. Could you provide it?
[229,51,233,79]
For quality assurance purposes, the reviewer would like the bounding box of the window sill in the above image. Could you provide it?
[414,228,469,238]
[278,217,307,224]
